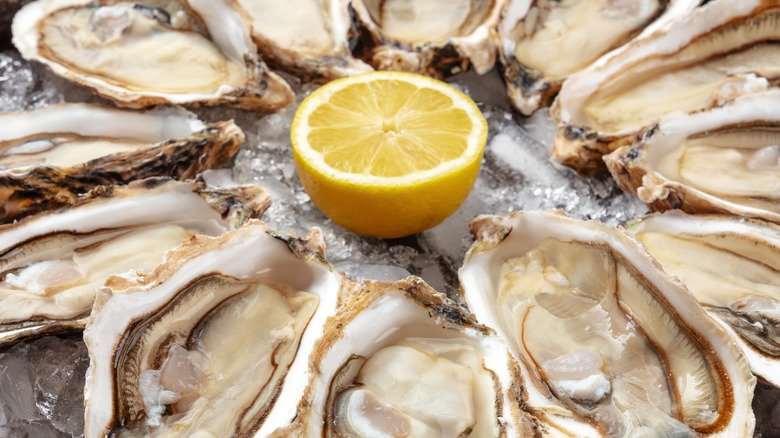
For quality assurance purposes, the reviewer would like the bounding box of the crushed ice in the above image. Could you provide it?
[0,51,776,438]
[0,336,87,438]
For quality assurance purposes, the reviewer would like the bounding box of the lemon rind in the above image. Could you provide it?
[291,71,488,187]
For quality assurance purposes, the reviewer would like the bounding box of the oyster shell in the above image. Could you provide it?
[625,211,780,387]
[351,0,505,78]
[0,0,33,49]
[604,91,780,223]
[232,0,372,81]
[12,0,294,111]
[267,276,532,437]
[83,221,345,437]
[459,210,756,436]
[552,0,780,174]
[0,178,270,347]
[0,103,243,223]
[498,0,697,115]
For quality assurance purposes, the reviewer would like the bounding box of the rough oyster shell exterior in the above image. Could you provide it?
[604,91,780,224]
[498,0,697,115]
[551,0,780,174]
[351,0,505,78]
[232,0,372,81]
[267,276,533,437]
[459,210,756,436]
[0,104,244,223]
[12,0,294,112]
[0,178,270,347]
[84,221,346,437]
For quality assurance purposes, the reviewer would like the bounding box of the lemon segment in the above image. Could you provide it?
[291,71,487,238]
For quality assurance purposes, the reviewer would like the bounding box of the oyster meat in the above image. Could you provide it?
[232,0,372,81]
[459,210,756,436]
[0,178,269,347]
[552,0,780,173]
[12,0,294,111]
[498,0,696,115]
[268,277,532,437]
[84,221,345,437]
[351,0,504,77]
[626,211,780,387]
[0,103,244,223]
[604,90,780,223]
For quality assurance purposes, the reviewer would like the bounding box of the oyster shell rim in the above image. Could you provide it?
[603,90,780,225]
[0,178,271,348]
[11,0,295,112]
[83,220,345,438]
[458,210,757,437]
[550,0,780,174]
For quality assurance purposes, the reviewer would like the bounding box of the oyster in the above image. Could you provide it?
[83,221,345,437]
[351,0,504,78]
[268,276,532,437]
[499,0,697,115]
[232,0,372,81]
[552,0,780,173]
[459,211,756,436]
[0,103,243,223]
[12,0,294,111]
[603,91,780,223]
[625,211,780,387]
[0,178,270,347]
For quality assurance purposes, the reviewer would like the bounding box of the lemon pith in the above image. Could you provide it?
[291,71,487,238]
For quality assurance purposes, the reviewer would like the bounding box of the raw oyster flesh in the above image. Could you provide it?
[12,0,294,111]
[232,0,372,81]
[267,276,532,437]
[0,178,270,347]
[0,103,244,223]
[351,0,504,77]
[604,90,780,223]
[626,211,780,387]
[552,0,780,173]
[459,210,756,437]
[498,0,696,115]
[84,221,345,437]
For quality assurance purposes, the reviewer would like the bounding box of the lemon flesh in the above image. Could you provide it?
[291,71,487,238]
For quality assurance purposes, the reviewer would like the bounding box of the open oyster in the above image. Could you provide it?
[268,276,532,437]
[12,0,294,111]
[604,91,780,223]
[231,0,372,81]
[498,0,697,115]
[625,211,780,387]
[0,104,243,223]
[552,0,780,173]
[351,0,504,78]
[84,221,345,437]
[459,211,756,436]
[0,178,270,347]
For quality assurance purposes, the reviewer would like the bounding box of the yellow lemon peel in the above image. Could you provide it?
[291,71,487,238]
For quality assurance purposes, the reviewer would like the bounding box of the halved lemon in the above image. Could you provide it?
[291,71,488,238]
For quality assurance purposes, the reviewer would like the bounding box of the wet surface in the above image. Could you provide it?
[0,50,777,437]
